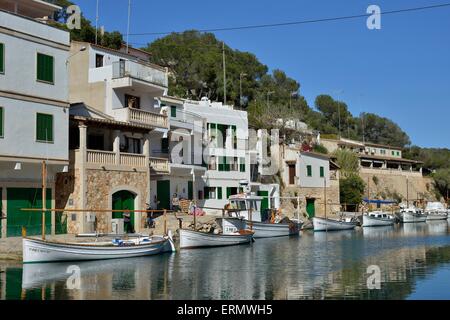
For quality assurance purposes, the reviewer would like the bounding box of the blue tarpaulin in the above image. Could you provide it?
[363,198,397,204]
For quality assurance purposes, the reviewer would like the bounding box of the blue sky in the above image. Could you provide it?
[73,0,450,148]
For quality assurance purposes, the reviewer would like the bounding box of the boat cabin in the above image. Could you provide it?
[368,212,392,219]
[227,193,265,222]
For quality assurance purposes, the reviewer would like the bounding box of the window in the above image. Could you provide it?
[125,94,140,109]
[0,107,3,137]
[288,164,296,185]
[204,187,216,200]
[36,113,53,142]
[219,157,229,172]
[392,151,395,156]
[208,123,217,147]
[0,43,4,74]
[397,151,400,156]
[217,187,223,200]
[170,106,177,118]
[240,157,246,172]
[226,187,238,199]
[232,125,237,149]
[87,134,104,150]
[230,157,239,171]
[95,54,104,68]
[37,53,54,83]
[208,156,217,170]
[217,124,227,148]
[320,166,325,178]
[307,165,312,177]
[127,137,141,154]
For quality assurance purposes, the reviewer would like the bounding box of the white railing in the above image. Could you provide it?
[150,157,170,173]
[87,150,115,164]
[360,167,422,177]
[112,60,168,87]
[120,153,147,167]
[128,108,168,129]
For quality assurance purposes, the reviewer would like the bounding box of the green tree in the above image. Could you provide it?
[333,149,360,176]
[340,174,366,211]
[432,169,450,201]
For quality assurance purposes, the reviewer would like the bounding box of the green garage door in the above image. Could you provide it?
[157,180,170,210]
[7,188,51,237]
[112,191,135,228]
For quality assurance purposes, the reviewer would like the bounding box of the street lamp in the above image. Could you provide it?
[240,73,247,108]
[66,46,87,65]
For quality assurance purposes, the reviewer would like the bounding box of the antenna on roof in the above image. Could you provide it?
[126,0,132,53]
[95,0,99,44]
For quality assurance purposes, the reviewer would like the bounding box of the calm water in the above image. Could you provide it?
[2,221,450,300]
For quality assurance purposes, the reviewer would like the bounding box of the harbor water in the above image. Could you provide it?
[2,221,450,300]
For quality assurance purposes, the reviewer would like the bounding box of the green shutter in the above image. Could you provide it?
[224,157,230,172]
[218,157,225,172]
[307,165,312,177]
[320,166,324,178]
[170,106,177,117]
[37,53,54,83]
[36,113,53,142]
[226,187,232,199]
[217,187,223,200]
[0,43,4,73]
[0,107,3,137]
[232,125,237,149]
[240,157,245,172]
[204,187,209,200]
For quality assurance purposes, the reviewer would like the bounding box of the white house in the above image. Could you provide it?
[150,97,251,214]
[0,1,70,238]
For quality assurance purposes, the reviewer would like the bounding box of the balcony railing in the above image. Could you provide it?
[87,150,115,164]
[128,107,168,129]
[112,60,168,87]
[150,157,170,174]
[120,153,147,167]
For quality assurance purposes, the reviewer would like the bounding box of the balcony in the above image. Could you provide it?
[112,60,168,88]
[127,107,168,129]
[74,150,169,174]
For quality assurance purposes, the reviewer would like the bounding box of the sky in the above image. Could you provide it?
[72,0,450,148]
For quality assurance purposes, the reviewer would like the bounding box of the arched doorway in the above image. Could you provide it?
[112,190,136,229]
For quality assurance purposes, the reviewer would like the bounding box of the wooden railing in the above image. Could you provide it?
[87,150,115,164]
[150,157,170,173]
[128,108,168,129]
[120,153,147,167]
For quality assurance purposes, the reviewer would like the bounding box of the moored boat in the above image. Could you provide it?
[399,207,427,223]
[179,228,254,249]
[425,202,448,221]
[362,212,395,227]
[22,233,176,264]
[222,193,302,238]
[313,216,357,232]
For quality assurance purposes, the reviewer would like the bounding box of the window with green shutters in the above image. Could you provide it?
[0,107,3,138]
[0,43,4,74]
[219,157,230,172]
[217,187,223,200]
[36,113,53,142]
[37,53,54,83]
[240,157,246,172]
[320,166,325,178]
[307,165,312,177]
[170,106,177,118]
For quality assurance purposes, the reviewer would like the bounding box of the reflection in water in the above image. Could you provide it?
[1,223,450,300]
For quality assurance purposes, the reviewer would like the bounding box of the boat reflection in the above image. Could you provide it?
[426,221,448,235]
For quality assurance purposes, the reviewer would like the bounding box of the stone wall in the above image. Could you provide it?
[359,170,436,202]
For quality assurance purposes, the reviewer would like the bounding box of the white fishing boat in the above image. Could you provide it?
[313,216,357,232]
[22,233,176,264]
[399,206,427,223]
[179,228,254,249]
[425,202,448,221]
[362,211,395,227]
[221,193,302,238]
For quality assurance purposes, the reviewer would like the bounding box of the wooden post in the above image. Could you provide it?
[324,177,327,220]
[249,208,253,231]
[42,161,47,241]
[163,209,167,236]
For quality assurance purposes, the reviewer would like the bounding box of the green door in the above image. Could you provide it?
[157,180,171,210]
[306,199,315,218]
[112,191,135,228]
[257,191,269,212]
[188,181,193,200]
[7,188,51,237]
[0,188,2,238]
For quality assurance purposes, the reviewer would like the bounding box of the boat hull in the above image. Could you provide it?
[179,229,253,249]
[362,215,395,227]
[313,217,357,232]
[22,235,176,264]
[426,213,448,221]
[220,218,301,238]
[401,212,427,223]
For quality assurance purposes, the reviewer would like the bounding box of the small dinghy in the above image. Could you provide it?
[22,233,176,264]
[425,202,448,221]
[221,193,302,239]
[313,216,357,232]
[179,228,254,249]
[362,211,395,227]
